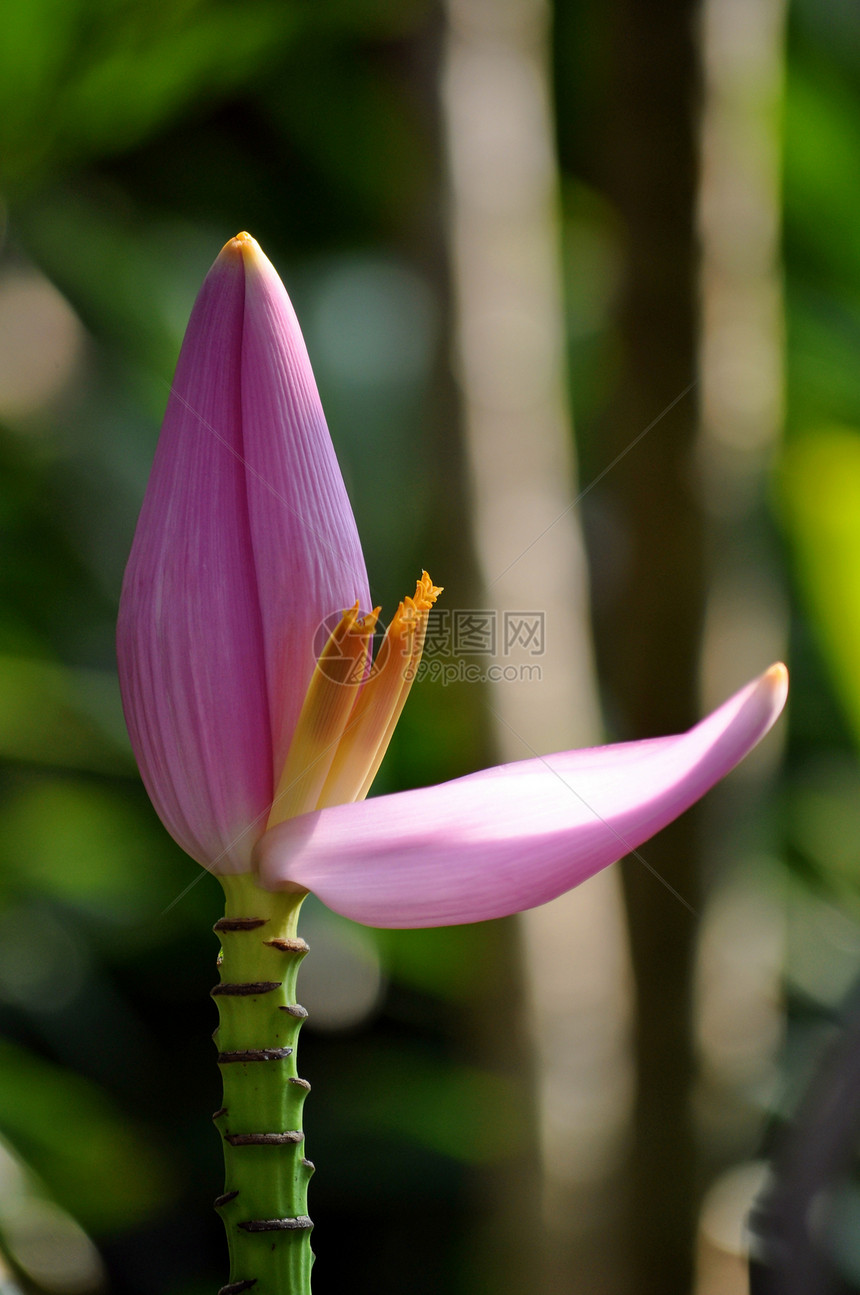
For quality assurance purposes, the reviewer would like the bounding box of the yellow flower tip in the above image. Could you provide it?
[334,601,380,636]
[378,574,441,640]
[312,577,440,810]
[389,597,422,636]
[328,602,381,653]
[219,231,265,264]
[412,571,443,613]
[357,606,382,635]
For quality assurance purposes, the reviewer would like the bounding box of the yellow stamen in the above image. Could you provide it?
[267,602,379,827]
[316,572,443,808]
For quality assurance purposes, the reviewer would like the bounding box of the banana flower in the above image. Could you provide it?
[118,232,786,925]
[117,233,786,1294]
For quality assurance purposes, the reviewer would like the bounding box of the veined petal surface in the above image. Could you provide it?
[118,246,271,870]
[118,234,371,872]
[239,239,370,782]
[255,665,787,927]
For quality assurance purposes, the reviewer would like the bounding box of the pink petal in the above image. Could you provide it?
[118,235,370,872]
[239,243,370,783]
[254,665,787,927]
[118,243,271,870]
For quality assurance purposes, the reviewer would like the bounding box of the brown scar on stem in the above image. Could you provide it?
[217,1047,292,1063]
[238,1216,313,1232]
[213,917,268,932]
[264,937,309,954]
[211,981,282,997]
[225,1131,304,1146]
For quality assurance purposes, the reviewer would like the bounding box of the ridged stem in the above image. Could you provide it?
[213,874,313,1295]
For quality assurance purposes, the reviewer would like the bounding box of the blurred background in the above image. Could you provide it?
[0,0,857,1291]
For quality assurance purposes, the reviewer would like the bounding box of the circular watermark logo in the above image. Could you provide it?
[312,610,393,686]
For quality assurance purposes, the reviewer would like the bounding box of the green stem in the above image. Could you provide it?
[213,874,314,1295]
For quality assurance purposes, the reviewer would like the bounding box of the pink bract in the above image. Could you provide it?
[118,233,787,930]
[254,666,788,927]
[117,234,369,871]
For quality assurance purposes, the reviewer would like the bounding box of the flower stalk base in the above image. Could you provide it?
[213,875,313,1295]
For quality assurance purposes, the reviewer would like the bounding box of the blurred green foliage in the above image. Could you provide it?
[780,429,860,752]
[0,1036,169,1233]
[0,2,487,1291]
[0,0,859,1291]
